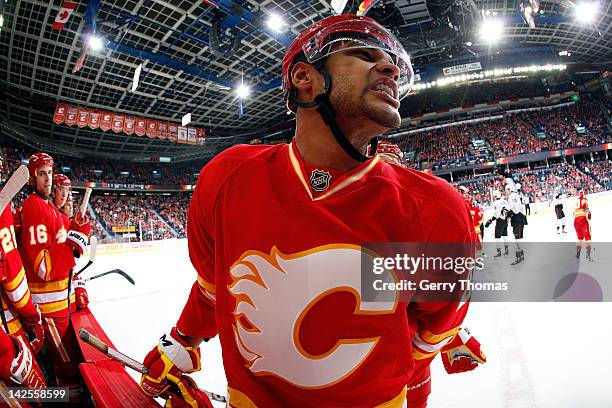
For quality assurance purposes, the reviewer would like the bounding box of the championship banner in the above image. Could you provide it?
[124,116,135,135]
[100,112,113,131]
[112,113,124,133]
[168,123,178,142]
[88,110,101,129]
[146,119,158,138]
[77,107,89,128]
[187,127,197,145]
[197,128,206,145]
[135,118,146,136]
[53,103,67,125]
[65,106,78,126]
[177,126,187,144]
[158,121,168,140]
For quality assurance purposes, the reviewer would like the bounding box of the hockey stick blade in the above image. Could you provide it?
[75,236,98,278]
[0,165,29,214]
[77,329,228,404]
[85,269,135,285]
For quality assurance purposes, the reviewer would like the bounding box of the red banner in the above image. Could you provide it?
[77,107,89,128]
[88,111,100,129]
[177,127,187,144]
[100,111,112,132]
[187,128,197,145]
[112,113,124,133]
[53,104,67,124]
[135,118,146,136]
[146,119,158,139]
[124,116,135,135]
[197,128,207,138]
[65,106,78,126]
[167,123,178,142]
[158,121,168,140]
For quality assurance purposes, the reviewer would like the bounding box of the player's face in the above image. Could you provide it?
[62,201,73,218]
[53,185,69,208]
[326,47,402,131]
[34,165,53,199]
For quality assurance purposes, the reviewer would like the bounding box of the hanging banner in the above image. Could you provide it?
[168,123,178,142]
[112,113,125,133]
[124,116,135,135]
[146,119,158,138]
[177,127,187,143]
[187,128,197,145]
[100,111,113,131]
[65,106,78,126]
[88,110,101,129]
[53,104,67,124]
[158,121,168,140]
[135,118,147,136]
[197,128,206,145]
[77,107,89,128]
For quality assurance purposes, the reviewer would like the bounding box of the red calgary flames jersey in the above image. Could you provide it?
[18,194,75,317]
[177,142,473,407]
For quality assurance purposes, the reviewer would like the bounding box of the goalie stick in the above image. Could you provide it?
[78,329,228,404]
[84,268,135,285]
[0,165,29,214]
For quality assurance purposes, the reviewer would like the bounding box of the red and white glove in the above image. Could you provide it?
[440,327,486,374]
[140,328,212,408]
[74,276,89,309]
[66,211,91,257]
[0,335,47,389]
[21,304,44,355]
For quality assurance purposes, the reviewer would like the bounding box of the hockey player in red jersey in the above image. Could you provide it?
[18,153,91,402]
[140,14,476,407]
[573,191,592,260]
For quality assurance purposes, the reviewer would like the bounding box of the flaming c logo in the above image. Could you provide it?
[228,244,397,389]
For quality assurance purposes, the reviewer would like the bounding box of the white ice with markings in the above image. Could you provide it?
[82,192,612,407]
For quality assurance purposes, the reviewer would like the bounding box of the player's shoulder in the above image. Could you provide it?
[202,144,284,173]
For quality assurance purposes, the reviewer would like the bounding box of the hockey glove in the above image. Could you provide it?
[21,304,44,355]
[440,327,486,374]
[0,335,47,390]
[484,218,494,228]
[66,212,91,257]
[73,276,89,309]
[140,327,202,398]
[163,375,213,408]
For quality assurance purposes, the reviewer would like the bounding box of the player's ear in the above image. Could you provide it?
[291,62,323,102]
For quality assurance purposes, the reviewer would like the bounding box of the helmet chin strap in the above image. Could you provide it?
[291,66,377,163]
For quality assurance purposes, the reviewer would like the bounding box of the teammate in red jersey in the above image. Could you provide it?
[0,153,47,402]
[140,14,477,407]
[18,153,91,402]
[573,191,592,260]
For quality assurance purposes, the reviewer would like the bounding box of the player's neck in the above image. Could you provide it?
[34,191,49,203]
[294,110,372,172]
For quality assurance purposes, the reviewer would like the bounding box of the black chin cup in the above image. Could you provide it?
[290,67,377,163]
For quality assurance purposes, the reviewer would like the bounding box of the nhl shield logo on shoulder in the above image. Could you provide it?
[310,169,331,192]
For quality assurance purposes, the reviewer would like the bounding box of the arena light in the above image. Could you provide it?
[88,35,104,51]
[236,83,251,99]
[479,19,504,43]
[575,2,599,23]
[266,13,286,33]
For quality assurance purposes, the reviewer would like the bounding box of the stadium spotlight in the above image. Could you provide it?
[266,13,286,33]
[575,2,598,23]
[88,34,104,51]
[479,19,504,43]
[236,84,251,99]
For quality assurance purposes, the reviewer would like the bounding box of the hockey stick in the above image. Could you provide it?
[78,329,228,404]
[74,236,98,278]
[0,165,29,214]
[79,187,92,216]
[84,268,135,285]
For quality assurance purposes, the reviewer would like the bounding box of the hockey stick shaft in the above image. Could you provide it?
[75,236,97,278]
[0,165,29,214]
[80,187,92,215]
[85,268,135,285]
[77,329,227,403]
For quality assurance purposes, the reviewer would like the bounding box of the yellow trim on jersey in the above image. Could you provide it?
[3,268,26,292]
[13,291,31,310]
[6,318,23,335]
[197,275,216,294]
[420,326,461,345]
[227,386,257,408]
[375,386,407,408]
[28,278,70,292]
[37,293,76,314]
[412,348,439,360]
[288,142,380,201]
[34,249,52,281]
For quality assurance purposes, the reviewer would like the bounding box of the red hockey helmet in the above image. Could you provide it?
[281,14,414,112]
[27,153,54,180]
[53,173,71,189]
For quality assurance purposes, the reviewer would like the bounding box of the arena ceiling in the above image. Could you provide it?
[0,0,610,162]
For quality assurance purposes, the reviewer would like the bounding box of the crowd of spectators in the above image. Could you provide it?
[578,160,612,189]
